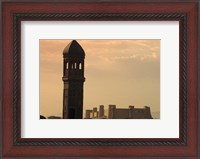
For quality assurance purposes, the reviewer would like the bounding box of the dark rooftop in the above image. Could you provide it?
[63,40,85,58]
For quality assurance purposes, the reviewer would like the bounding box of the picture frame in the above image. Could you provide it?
[1,0,199,158]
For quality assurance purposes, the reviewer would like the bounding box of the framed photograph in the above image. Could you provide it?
[2,1,199,158]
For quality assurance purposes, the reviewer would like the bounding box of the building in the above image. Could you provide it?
[85,105,153,119]
[40,115,46,119]
[62,40,85,119]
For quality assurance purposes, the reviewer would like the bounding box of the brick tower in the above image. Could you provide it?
[62,40,85,119]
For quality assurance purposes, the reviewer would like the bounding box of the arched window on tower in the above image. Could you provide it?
[66,62,68,69]
[79,63,82,70]
[71,63,74,69]
[74,63,77,69]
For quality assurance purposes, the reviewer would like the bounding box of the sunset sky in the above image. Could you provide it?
[40,40,160,118]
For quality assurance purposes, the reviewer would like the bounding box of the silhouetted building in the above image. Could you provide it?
[40,115,46,119]
[85,105,153,119]
[62,40,85,119]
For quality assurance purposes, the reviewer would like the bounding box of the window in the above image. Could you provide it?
[66,62,68,69]
[79,63,82,69]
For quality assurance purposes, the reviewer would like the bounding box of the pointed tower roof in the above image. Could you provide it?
[63,40,85,58]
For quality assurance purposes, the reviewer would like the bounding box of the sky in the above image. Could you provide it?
[40,40,160,118]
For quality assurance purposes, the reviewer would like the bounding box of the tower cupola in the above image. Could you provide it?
[63,40,85,58]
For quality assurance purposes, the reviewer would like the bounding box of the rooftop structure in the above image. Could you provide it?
[85,105,153,119]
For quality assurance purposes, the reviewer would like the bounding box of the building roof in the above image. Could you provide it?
[63,40,85,58]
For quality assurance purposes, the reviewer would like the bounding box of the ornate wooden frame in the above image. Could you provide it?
[1,1,199,158]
